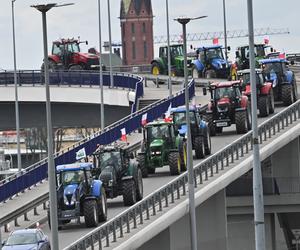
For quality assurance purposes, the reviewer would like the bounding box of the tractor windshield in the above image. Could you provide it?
[262,62,283,75]
[172,112,196,125]
[67,42,80,53]
[147,125,170,141]
[60,170,85,185]
[255,45,266,57]
[98,151,121,169]
[170,46,183,57]
[240,73,263,86]
[214,87,237,100]
[206,48,224,60]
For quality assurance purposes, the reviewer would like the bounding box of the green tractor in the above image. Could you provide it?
[137,120,187,177]
[151,44,193,77]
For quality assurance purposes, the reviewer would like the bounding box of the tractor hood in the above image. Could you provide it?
[217,97,231,105]
[211,58,228,69]
[64,184,78,196]
[76,52,99,59]
[150,139,164,149]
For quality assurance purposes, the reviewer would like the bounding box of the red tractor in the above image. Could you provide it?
[237,69,274,117]
[42,38,101,71]
[203,81,251,135]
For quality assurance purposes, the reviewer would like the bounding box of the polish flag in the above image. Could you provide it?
[141,113,148,126]
[120,128,127,142]
[264,36,269,45]
[213,37,219,45]
[279,53,285,59]
[164,103,172,122]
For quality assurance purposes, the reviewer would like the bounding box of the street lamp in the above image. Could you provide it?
[97,0,104,130]
[11,0,21,172]
[166,0,172,97]
[222,0,228,60]
[246,0,266,250]
[107,0,114,88]
[174,15,207,250]
[31,3,73,250]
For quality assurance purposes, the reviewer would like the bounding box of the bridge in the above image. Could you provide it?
[1,68,300,250]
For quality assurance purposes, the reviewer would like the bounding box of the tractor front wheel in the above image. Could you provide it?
[137,154,148,178]
[282,85,294,106]
[194,136,205,159]
[84,200,98,227]
[123,179,137,206]
[205,114,216,136]
[179,140,187,171]
[169,152,181,175]
[258,96,269,117]
[98,187,107,222]
[235,111,248,134]
[269,89,275,114]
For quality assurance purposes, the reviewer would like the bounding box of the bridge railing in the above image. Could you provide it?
[0,78,195,203]
[65,99,300,250]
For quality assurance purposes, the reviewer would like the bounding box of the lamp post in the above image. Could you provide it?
[166,0,172,97]
[107,0,114,88]
[97,0,104,130]
[31,4,73,250]
[222,0,228,59]
[174,15,207,250]
[247,0,266,250]
[11,0,21,172]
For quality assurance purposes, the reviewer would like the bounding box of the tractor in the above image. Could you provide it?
[203,81,251,135]
[237,69,275,117]
[151,44,193,77]
[92,143,143,206]
[191,45,231,79]
[48,162,107,228]
[137,120,187,177]
[42,38,101,71]
[235,43,273,70]
[170,106,211,159]
[259,58,298,106]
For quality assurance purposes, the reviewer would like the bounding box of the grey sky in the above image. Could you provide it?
[0,0,299,70]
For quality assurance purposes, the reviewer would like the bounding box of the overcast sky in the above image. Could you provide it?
[0,0,299,70]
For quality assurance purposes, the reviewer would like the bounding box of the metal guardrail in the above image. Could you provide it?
[0,77,195,203]
[64,98,300,250]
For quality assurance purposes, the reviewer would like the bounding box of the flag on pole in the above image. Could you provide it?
[76,148,86,160]
[141,113,148,126]
[164,103,172,122]
[120,128,127,142]
[213,37,219,45]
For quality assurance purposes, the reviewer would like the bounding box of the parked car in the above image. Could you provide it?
[2,228,50,250]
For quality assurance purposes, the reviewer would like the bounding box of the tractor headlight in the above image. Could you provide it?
[108,180,113,187]
[64,195,69,205]
[70,194,76,205]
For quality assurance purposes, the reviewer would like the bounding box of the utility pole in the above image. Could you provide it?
[107,0,114,88]
[222,0,228,59]
[166,0,172,97]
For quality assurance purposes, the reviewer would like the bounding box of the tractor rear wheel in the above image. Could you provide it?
[269,89,275,114]
[169,152,181,175]
[123,179,137,206]
[151,62,161,76]
[216,127,223,134]
[136,168,143,201]
[194,136,205,159]
[205,114,216,136]
[179,140,187,171]
[137,154,148,178]
[204,128,211,155]
[84,200,98,227]
[97,187,107,222]
[282,85,294,106]
[235,111,248,134]
[258,96,269,117]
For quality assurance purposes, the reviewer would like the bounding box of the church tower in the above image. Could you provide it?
[120,0,154,65]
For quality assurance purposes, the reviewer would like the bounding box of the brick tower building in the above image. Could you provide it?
[120,0,154,65]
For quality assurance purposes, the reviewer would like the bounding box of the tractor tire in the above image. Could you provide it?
[258,96,269,117]
[204,128,211,155]
[136,168,143,201]
[269,89,275,114]
[69,64,84,71]
[204,114,216,136]
[47,211,51,229]
[191,66,200,79]
[205,70,216,79]
[148,167,156,174]
[281,85,294,106]
[235,111,248,134]
[97,187,107,222]
[137,154,148,178]
[216,127,223,134]
[169,152,181,175]
[122,179,137,206]
[293,78,298,101]
[84,200,98,227]
[178,140,187,172]
[151,62,161,76]
[194,136,205,159]
[41,60,57,72]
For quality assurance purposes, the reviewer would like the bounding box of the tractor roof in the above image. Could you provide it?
[259,58,287,64]
[56,162,94,172]
[237,43,267,49]
[170,105,199,113]
[146,119,173,127]
[53,38,79,45]
[237,69,262,75]
[210,80,241,88]
[94,141,129,153]
[197,45,223,51]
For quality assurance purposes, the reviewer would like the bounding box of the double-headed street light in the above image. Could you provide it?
[174,15,207,250]
[31,3,73,250]
[11,0,21,172]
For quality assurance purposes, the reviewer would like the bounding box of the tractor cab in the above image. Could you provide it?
[260,58,288,84]
[237,69,266,96]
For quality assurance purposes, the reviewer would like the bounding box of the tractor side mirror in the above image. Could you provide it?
[130,152,134,159]
[270,47,274,52]
[203,87,207,96]
[235,51,240,58]
[227,46,231,51]
[190,44,193,50]
[86,41,88,45]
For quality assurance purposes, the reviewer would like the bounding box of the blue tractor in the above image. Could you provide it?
[170,106,211,159]
[191,45,231,79]
[259,58,298,106]
[48,162,107,228]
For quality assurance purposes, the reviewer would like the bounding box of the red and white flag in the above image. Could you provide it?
[120,128,127,142]
[279,53,286,59]
[263,36,269,45]
[141,113,148,126]
[213,37,219,45]
[164,103,172,122]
